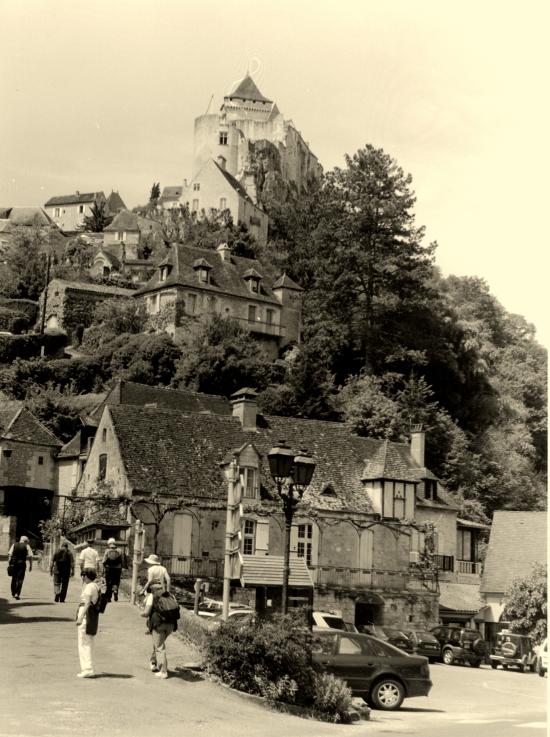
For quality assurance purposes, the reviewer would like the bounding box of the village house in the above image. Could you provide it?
[135,242,302,358]
[0,402,62,553]
[44,191,107,233]
[479,511,547,645]
[90,210,161,283]
[39,278,135,342]
[70,383,452,628]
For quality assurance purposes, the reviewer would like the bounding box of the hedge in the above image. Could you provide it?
[0,307,30,334]
[0,331,68,364]
[0,298,38,322]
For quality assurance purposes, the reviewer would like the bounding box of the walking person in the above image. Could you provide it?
[75,568,100,678]
[50,541,74,602]
[141,553,171,594]
[8,536,33,600]
[102,538,123,602]
[78,539,100,575]
[141,583,180,679]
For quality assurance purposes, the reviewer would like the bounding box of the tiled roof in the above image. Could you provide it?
[106,191,126,213]
[45,192,104,207]
[362,440,422,483]
[94,248,121,269]
[439,582,483,614]
[71,509,130,532]
[480,512,547,594]
[272,273,303,292]
[47,278,134,297]
[226,74,272,104]
[136,243,283,305]
[1,408,62,447]
[213,160,256,206]
[58,432,82,458]
[241,555,313,587]
[92,380,232,419]
[104,210,140,232]
[457,517,490,530]
[106,404,393,513]
[0,400,23,434]
[3,207,56,227]
[159,186,183,202]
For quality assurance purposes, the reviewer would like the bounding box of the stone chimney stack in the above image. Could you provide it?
[217,242,232,262]
[410,425,425,467]
[231,388,258,432]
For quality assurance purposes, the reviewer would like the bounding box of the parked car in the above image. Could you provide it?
[490,631,537,672]
[535,638,547,677]
[402,629,442,662]
[430,626,488,667]
[312,628,432,710]
[312,611,358,631]
[360,625,414,653]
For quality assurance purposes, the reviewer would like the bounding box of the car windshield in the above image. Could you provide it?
[384,629,408,638]
[414,631,438,643]
[324,616,346,630]
[462,631,481,641]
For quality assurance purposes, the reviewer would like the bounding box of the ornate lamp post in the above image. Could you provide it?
[267,441,316,614]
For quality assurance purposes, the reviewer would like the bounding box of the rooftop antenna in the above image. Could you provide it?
[204,94,214,115]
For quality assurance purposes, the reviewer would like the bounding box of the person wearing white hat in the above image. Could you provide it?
[102,538,123,602]
[141,553,171,595]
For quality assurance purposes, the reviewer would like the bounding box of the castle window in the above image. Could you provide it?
[266,309,274,326]
[297,524,313,566]
[193,183,200,191]
[2,449,12,458]
[38,456,44,465]
[192,199,199,212]
[219,131,228,145]
[220,197,227,210]
[241,467,258,499]
[98,454,107,481]
[242,519,256,555]
[54,208,60,217]
[78,205,84,214]
[424,479,437,500]
[102,428,107,443]
[247,305,257,323]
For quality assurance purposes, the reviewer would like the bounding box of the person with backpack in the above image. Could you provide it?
[141,583,180,679]
[102,538,123,602]
[75,567,101,678]
[50,541,75,602]
[8,536,33,600]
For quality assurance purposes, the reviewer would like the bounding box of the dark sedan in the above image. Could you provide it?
[403,629,442,662]
[312,628,432,710]
[359,625,414,653]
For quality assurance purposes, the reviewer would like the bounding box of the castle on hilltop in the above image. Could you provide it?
[159,73,323,245]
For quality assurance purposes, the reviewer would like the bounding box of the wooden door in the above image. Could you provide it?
[171,513,193,575]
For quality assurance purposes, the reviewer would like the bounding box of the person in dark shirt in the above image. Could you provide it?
[50,541,75,602]
[8,536,33,600]
[102,538,123,602]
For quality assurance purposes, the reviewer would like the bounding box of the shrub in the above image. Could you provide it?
[179,608,215,653]
[0,307,29,334]
[312,672,353,723]
[0,297,38,322]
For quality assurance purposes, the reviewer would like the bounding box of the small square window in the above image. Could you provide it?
[219,132,228,145]
[193,183,200,191]
[3,448,12,458]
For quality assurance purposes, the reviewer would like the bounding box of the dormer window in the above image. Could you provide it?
[159,266,169,282]
[321,485,337,498]
[243,268,263,294]
[193,258,212,285]
[424,479,437,500]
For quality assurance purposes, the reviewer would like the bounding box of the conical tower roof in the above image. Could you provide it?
[226,74,272,104]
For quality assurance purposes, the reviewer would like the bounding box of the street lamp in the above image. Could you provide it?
[267,441,316,614]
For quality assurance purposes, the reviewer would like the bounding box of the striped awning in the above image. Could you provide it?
[241,555,314,588]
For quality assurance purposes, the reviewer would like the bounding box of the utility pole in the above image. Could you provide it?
[130,519,144,605]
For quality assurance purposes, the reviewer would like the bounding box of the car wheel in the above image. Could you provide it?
[491,661,498,669]
[443,649,455,665]
[502,664,508,670]
[369,679,405,711]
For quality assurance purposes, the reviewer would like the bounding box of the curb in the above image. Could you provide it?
[215,680,368,722]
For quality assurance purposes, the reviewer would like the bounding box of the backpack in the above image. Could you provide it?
[153,592,180,626]
[104,549,122,568]
[93,581,109,614]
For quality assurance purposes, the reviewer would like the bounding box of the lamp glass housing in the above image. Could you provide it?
[267,441,295,484]
[292,450,316,491]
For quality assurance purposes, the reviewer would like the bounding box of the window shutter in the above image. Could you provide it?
[255,519,269,554]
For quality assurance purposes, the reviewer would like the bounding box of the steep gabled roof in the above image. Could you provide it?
[0,400,24,434]
[136,242,285,305]
[159,186,183,203]
[272,273,303,292]
[106,191,127,213]
[1,408,62,447]
[4,207,56,227]
[45,192,105,207]
[212,160,256,206]
[226,74,272,104]
[361,440,421,483]
[91,380,232,419]
[104,210,140,232]
[480,511,547,594]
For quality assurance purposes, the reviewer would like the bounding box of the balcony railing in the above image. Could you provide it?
[160,555,223,579]
[233,316,285,338]
[457,559,480,574]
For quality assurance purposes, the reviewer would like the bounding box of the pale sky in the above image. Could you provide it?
[1,0,548,347]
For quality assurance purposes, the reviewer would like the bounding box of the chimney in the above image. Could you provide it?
[217,155,226,171]
[217,242,232,262]
[410,425,425,467]
[231,388,258,431]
